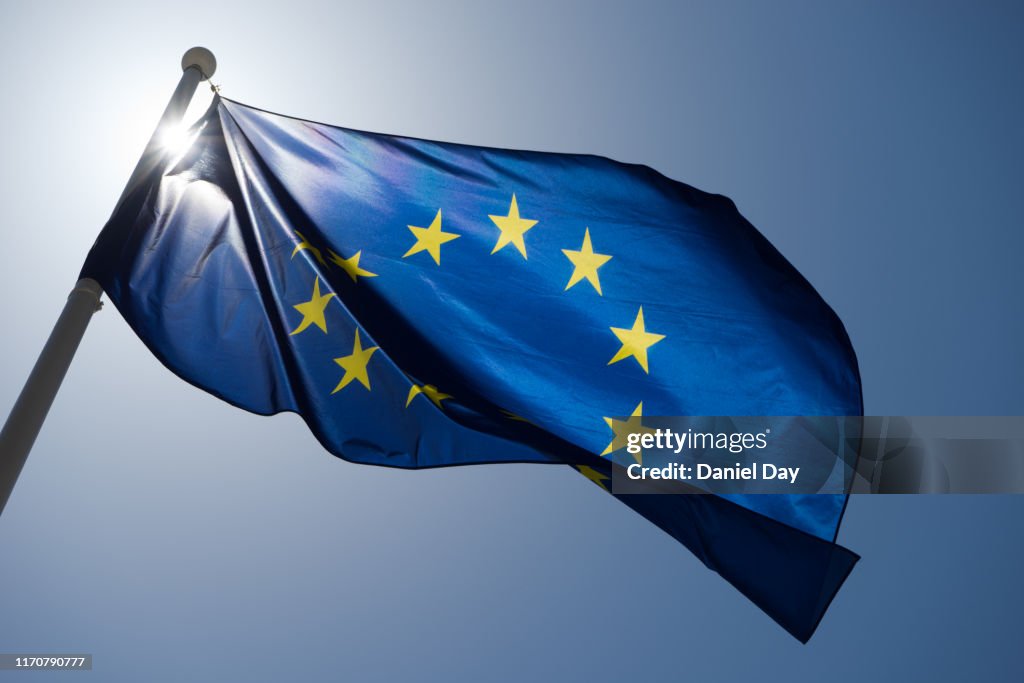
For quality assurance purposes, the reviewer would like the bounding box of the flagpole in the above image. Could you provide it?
[0,47,217,517]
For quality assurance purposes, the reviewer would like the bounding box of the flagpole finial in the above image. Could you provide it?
[181,47,216,81]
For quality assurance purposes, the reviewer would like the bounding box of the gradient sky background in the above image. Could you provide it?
[1,1,1022,681]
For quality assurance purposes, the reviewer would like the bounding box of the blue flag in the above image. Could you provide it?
[82,97,862,641]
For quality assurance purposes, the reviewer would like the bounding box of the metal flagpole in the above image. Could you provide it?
[0,47,217,517]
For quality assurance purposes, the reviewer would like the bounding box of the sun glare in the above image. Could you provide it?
[158,122,192,156]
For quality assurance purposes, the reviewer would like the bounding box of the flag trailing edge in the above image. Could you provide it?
[82,96,863,642]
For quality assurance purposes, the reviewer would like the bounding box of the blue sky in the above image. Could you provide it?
[0,1,1022,680]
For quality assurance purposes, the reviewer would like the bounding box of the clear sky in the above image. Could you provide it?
[1,1,1022,680]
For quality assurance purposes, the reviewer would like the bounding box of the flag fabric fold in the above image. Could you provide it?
[82,96,862,641]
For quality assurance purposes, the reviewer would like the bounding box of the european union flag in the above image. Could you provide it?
[82,97,862,642]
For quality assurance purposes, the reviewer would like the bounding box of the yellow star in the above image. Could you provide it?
[608,307,666,374]
[292,231,326,265]
[406,384,452,409]
[602,402,644,455]
[601,402,652,464]
[575,465,610,491]
[500,409,530,423]
[329,249,378,283]
[403,209,460,265]
[332,329,379,393]
[289,277,335,336]
[489,194,538,259]
[562,228,612,295]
